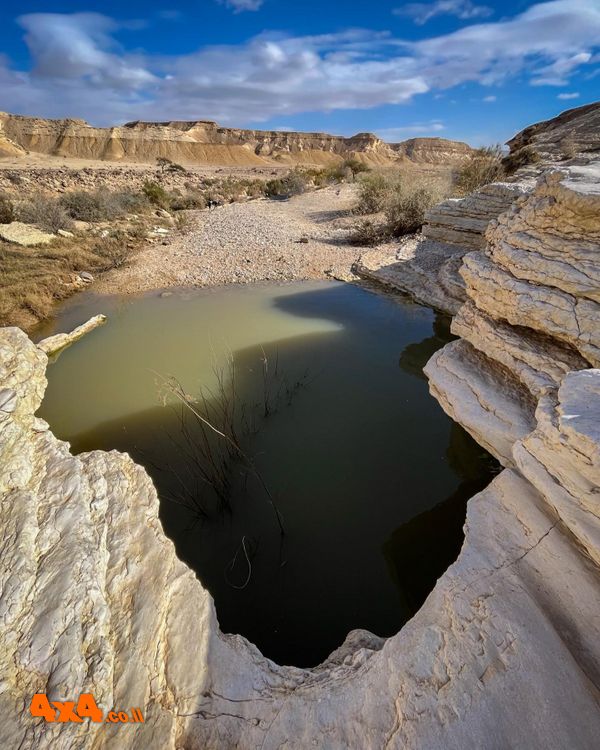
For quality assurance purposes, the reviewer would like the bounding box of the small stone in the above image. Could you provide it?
[79,271,94,283]
[57,229,74,238]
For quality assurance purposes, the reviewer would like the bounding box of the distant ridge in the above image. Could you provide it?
[0,112,473,167]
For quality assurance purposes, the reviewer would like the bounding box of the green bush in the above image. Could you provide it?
[19,194,73,232]
[142,181,172,209]
[342,158,370,180]
[265,169,308,199]
[170,190,206,210]
[455,145,505,195]
[0,192,15,224]
[354,172,393,214]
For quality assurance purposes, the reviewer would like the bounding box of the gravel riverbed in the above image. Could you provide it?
[94,185,378,294]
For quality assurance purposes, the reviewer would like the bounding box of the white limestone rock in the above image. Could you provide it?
[423,182,529,249]
[2,327,600,750]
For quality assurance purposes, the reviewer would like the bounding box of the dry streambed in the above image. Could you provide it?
[94,185,370,294]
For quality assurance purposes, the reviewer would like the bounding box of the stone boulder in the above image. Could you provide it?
[0,221,56,247]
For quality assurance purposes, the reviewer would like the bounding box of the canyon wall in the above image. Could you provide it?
[0,112,472,167]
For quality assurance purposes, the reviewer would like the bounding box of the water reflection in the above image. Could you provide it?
[38,281,497,667]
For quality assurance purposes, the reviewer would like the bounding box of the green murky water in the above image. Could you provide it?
[36,281,496,667]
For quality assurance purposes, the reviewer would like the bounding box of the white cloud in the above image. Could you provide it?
[394,1,493,25]
[376,121,445,140]
[482,95,496,102]
[221,0,264,11]
[557,91,580,99]
[0,2,598,126]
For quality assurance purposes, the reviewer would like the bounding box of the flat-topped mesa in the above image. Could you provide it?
[391,136,473,164]
[506,101,600,159]
[0,111,472,166]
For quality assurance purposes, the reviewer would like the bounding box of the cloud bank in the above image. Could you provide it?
[394,1,493,25]
[0,1,598,126]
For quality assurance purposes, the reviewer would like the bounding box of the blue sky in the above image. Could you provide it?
[0,1,598,146]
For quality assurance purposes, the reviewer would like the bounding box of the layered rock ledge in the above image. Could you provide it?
[355,181,529,315]
[1,173,600,750]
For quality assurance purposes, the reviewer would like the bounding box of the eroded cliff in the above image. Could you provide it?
[0,112,472,167]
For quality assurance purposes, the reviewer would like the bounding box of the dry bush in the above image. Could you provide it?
[502,145,542,175]
[170,190,206,210]
[59,189,149,221]
[354,172,394,214]
[351,172,447,242]
[0,230,139,328]
[265,169,309,199]
[18,194,73,232]
[385,184,442,237]
[0,192,15,224]
[348,218,386,246]
[454,145,505,195]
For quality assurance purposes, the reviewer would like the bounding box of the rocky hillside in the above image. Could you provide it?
[0,112,472,167]
[507,101,600,158]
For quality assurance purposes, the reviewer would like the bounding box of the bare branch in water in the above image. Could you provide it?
[152,368,286,535]
[224,535,256,589]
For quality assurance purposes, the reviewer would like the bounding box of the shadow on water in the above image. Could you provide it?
[44,282,498,667]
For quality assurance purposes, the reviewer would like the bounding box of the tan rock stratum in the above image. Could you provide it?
[0,111,472,167]
[1,124,600,747]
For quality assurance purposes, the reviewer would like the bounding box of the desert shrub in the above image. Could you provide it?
[354,172,394,214]
[0,192,15,224]
[455,145,505,195]
[5,172,23,185]
[59,191,108,221]
[350,174,447,243]
[92,233,129,269]
[348,218,386,246]
[342,158,371,180]
[265,169,308,199]
[502,145,542,175]
[385,185,441,237]
[559,136,577,160]
[243,179,267,198]
[18,194,73,232]
[58,188,150,222]
[157,156,172,173]
[323,164,353,183]
[167,162,187,173]
[109,190,150,215]
[142,181,172,209]
[170,190,206,210]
